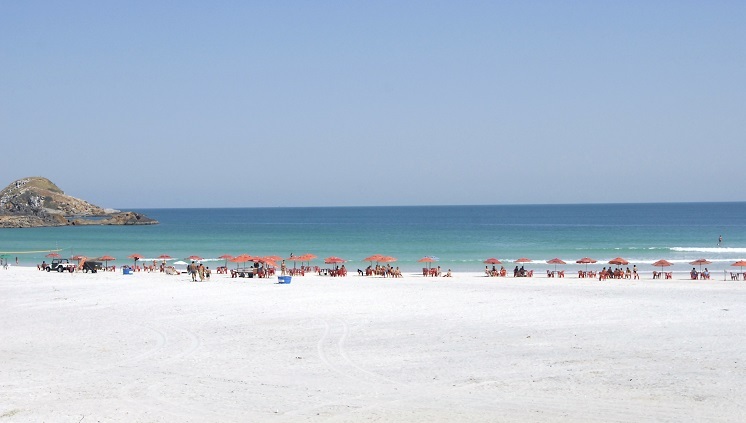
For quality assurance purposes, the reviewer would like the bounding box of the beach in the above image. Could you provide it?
[1,266,745,422]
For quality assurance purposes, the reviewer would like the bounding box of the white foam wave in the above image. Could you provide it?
[670,247,746,254]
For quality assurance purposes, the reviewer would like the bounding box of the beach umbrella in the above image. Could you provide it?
[71,255,86,268]
[128,253,143,267]
[188,255,203,262]
[546,258,566,272]
[418,256,438,269]
[576,257,597,271]
[652,259,673,273]
[731,260,746,272]
[229,254,253,270]
[379,256,397,265]
[689,258,712,271]
[264,255,284,263]
[324,256,346,264]
[295,253,316,267]
[484,258,502,265]
[218,254,233,267]
[98,255,116,269]
[158,254,172,261]
[46,252,61,259]
[287,254,304,269]
[298,253,316,264]
[515,258,532,273]
[363,254,384,265]
[609,257,629,267]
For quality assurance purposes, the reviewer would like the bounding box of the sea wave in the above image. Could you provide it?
[670,247,746,254]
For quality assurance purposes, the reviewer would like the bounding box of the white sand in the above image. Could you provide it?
[1,267,745,422]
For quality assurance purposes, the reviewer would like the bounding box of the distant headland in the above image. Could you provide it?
[0,177,158,228]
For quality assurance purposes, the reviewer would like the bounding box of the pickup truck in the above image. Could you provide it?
[45,258,76,273]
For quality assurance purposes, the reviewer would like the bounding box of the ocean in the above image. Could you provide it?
[1,203,745,274]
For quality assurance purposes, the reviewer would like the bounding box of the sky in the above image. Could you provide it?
[1,1,744,208]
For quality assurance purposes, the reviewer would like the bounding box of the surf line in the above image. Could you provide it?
[0,248,63,255]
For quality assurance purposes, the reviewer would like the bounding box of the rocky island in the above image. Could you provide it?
[0,177,158,228]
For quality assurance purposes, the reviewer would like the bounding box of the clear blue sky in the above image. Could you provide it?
[2,1,744,208]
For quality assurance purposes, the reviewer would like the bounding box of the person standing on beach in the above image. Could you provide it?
[189,261,197,281]
[718,235,723,246]
[198,263,205,281]
[281,260,287,276]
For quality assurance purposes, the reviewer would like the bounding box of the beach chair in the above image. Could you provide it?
[665,272,672,279]
[731,272,739,281]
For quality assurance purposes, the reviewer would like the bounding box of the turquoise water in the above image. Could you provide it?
[1,203,745,273]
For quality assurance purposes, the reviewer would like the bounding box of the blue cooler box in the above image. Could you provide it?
[278,276,292,284]
[123,268,133,275]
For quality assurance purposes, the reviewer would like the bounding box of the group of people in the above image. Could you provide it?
[361,264,403,277]
[597,266,639,280]
[485,265,507,277]
[691,267,711,280]
[187,261,211,282]
[513,266,532,277]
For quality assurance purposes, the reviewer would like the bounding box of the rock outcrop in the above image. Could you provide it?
[0,177,158,228]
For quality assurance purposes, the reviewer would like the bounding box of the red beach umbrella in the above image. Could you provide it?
[295,253,316,267]
[218,254,233,267]
[324,256,346,264]
[515,258,532,264]
[652,259,673,272]
[46,252,61,259]
[576,257,597,271]
[188,255,203,261]
[576,257,596,264]
[379,256,397,263]
[264,255,284,263]
[363,254,384,264]
[731,260,746,272]
[98,255,116,269]
[546,258,566,272]
[128,253,143,267]
[689,258,712,271]
[609,257,629,266]
[158,254,172,260]
[484,258,502,265]
[287,254,303,268]
[229,254,252,269]
[418,256,438,269]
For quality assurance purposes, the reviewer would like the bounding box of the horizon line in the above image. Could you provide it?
[120,200,746,210]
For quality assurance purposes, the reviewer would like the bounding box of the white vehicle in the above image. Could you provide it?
[45,258,76,273]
